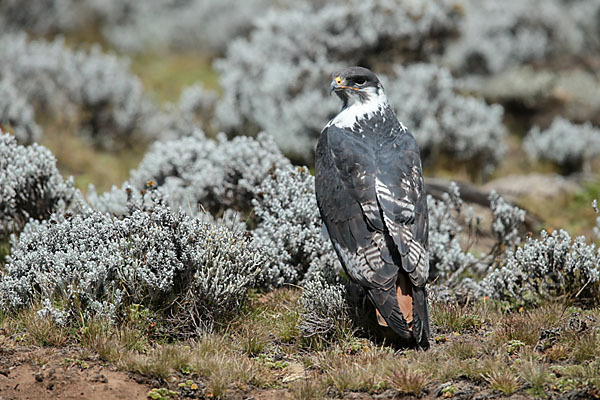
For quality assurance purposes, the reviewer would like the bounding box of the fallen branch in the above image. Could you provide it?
[425,178,544,233]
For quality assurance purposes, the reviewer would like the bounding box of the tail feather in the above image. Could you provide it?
[368,284,430,348]
[412,286,430,349]
[367,288,412,340]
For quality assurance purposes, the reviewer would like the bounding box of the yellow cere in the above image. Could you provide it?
[334,75,359,91]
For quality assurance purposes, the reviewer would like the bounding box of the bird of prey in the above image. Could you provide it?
[315,66,430,348]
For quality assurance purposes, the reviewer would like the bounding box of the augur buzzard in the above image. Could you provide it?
[315,66,430,349]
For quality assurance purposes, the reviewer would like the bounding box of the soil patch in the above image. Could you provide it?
[0,344,151,400]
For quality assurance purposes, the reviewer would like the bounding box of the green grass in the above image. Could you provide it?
[518,179,600,237]
[0,238,10,267]
[61,25,221,104]
[38,50,222,195]
[130,52,220,104]
[36,118,147,194]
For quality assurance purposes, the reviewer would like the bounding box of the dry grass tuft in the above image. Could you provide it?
[121,345,190,381]
[275,307,300,343]
[432,302,482,333]
[192,333,230,357]
[483,367,520,395]
[206,367,230,399]
[527,303,569,329]
[122,351,171,381]
[385,364,430,396]
[571,330,600,363]
[316,348,391,393]
[544,343,568,362]
[493,311,539,346]
[446,339,477,360]
[517,357,552,398]
[20,308,69,347]
[236,322,269,356]
[289,374,327,400]
[325,359,377,393]
[78,320,123,362]
[192,349,271,392]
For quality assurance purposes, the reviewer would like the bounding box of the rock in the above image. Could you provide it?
[281,362,304,383]
[373,389,397,398]
[90,374,108,383]
[484,173,579,199]
[468,65,600,126]
[474,65,556,109]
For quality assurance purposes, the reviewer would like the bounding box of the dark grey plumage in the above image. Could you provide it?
[315,66,430,348]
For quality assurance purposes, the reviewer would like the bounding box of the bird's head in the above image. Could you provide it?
[329,66,384,108]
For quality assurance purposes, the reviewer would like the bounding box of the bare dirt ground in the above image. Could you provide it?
[0,344,151,400]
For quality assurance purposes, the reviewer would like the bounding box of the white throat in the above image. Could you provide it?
[327,88,389,129]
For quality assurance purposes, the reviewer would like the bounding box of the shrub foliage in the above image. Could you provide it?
[0,132,75,237]
[1,190,265,333]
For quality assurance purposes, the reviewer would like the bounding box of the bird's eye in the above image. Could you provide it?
[354,77,366,85]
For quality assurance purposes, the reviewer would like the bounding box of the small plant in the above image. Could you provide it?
[494,312,540,346]
[571,330,600,363]
[552,364,583,392]
[147,388,177,400]
[385,365,430,396]
[483,368,520,395]
[506,339,526,354]
[238,325,268,357]
[63,358,90,369]
[290,375,327,400]
[177,379,201,397]
[525,117,600,173]
[275,309,299,343]
[260,356,288,370]
[298,274,350,342]
[446,339,476,360]
[441,384,458,398]
[20,308,69,347]
[489,190,526,250]
[432,303,482,333]
[518,358,552,398]
[206,370,229,399]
